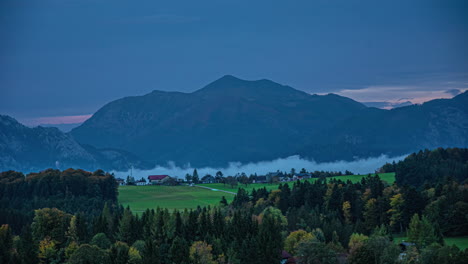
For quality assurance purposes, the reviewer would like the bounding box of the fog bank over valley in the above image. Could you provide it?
[112,154,408,179]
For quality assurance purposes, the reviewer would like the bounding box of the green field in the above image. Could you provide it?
[119,173,395,212]
[119,185,234,212]
[394,236,468,250]
[394,235,468,249]
[198,173,396,194]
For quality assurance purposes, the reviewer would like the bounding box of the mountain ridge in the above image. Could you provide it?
[0,115,151,172]
[70,76,468,167]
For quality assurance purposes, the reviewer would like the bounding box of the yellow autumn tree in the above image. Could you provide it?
[38,237,58,264]
[387,193,405,233]
[189,241,216,264]
[342,201,352,224]
[284,230,315,256]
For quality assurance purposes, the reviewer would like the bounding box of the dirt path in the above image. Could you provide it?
[194,185,236,195]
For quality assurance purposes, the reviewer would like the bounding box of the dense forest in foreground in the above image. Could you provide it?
[0,148,467,264]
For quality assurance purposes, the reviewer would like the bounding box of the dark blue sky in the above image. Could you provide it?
[1,0,467,125]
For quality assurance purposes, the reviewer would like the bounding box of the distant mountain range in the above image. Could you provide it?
[1,75,467,171]
[71,75,468,167]
[362,100,413,109]
[0,115,151,172]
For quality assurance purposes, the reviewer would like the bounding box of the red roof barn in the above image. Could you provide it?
[147,175,171,185]
[148,175,169,181]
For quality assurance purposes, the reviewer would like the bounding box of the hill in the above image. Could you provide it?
[0,115,151,172]
[71,75,468,167]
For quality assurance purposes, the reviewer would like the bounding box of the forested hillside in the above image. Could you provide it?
[381,147,468,187]
[1,163,467,263]
[0,169,118,233]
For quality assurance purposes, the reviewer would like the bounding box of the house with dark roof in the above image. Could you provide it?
[115,178,125,186]
[201,175,215,184]
[135,179,146,186]
[148,175,170,184]
[254,175,267,183]
[294,173,312,180]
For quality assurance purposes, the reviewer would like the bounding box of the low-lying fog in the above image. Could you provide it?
[112,154,407,179]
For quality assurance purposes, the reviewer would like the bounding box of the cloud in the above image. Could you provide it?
[21,114,92,126]
[334,85,468,107]
[445,89,462,96]
[111,154,407,180]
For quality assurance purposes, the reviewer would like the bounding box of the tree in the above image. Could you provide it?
[117,207,135,244]
[257,214,283,263]
[342,201,352,224]
[68,244,110,264]
[363,198,380,231]
[128,247,142,264]
[220,196,228,206]
[348,244,374,264]
[290,168,296,177]
[407,214,442,248]
[110,241,130,264]
[38,237,58,264]
[65,241,79,260]
[32,208,71,245]
[185,173,192,183]
[67,214,88,243]
[388,193,405,233]
[0,225,13,264]
[169,236,189,264]
[18,225,38,264]
[348,233,368,256]
[215,171,223,183]
[142,239,159,264]
[90,233,111,249]
[192,169,199,184]
[296,240,337,264]
[189,241,216,264]
[284,230,314,256]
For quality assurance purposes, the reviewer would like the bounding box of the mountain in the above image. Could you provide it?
[0,115,151,172]
[362,101,413,109]
[70,75,468,167]
[70,75,368,166]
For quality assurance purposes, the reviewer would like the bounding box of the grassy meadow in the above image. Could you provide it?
[118,173,395,212]
[394,236,468,250]
[118,185,234,212]
[198,172,396,194]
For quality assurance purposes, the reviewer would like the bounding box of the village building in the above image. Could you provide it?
[294,172,312,180]
[254,175,268,183]
[135,179,146,186]
[115,178,125,186]
[147,175,170,184]
[201,175,216,184]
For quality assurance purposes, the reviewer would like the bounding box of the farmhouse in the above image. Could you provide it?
[115,178,125,186]
[201,175,215,184]
[254,175,268,183]
[148,175,170,184]
[135,179,146,186]
[294,173,312,180]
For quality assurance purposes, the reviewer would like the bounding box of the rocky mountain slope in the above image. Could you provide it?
[0,115,150,172]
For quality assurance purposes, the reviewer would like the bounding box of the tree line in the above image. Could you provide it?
[1,148,467,263]
[1,176,467,263]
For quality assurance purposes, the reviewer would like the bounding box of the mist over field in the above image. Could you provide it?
[112,154,408,179]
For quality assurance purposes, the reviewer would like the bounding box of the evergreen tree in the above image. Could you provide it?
[192,169,199,184]
[18,226,38,264]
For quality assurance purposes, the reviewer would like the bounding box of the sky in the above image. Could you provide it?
[1,0,467,126]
